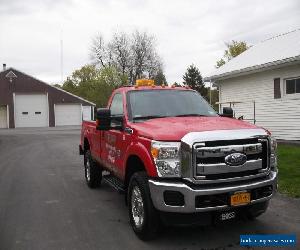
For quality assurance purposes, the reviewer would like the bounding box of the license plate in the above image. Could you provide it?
[230,192,251,206]
[220,211,236,221]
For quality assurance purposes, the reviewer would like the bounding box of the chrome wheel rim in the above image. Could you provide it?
[131,186,144,228]
[86,159,91,181]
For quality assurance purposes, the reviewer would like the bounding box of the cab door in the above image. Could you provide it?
[101,92,126,178]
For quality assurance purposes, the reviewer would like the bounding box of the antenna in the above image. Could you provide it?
[60,29,64,83]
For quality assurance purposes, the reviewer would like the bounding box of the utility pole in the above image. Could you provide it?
[60,29,64,83]
[209,80,212,105]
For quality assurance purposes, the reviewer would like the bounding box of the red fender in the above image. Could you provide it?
[124,140,158,178]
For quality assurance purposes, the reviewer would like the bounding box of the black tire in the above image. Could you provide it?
[84,150,102,188]
[128,171,160,241]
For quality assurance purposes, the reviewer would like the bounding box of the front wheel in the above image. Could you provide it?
[84,150,102,188]
[128,172,160,240]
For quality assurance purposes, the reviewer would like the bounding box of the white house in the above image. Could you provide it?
[205,30,300,141]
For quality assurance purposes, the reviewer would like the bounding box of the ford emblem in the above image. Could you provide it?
[225,153,247,166]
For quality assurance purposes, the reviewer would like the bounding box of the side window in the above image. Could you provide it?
[110,93,124,116]
[286,77,300,95]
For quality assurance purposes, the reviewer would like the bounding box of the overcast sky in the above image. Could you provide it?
[0,0,299,84]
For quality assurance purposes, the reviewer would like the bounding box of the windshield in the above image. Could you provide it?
[127,90,217,121]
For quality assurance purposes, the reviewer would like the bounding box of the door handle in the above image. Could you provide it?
[124,127,133,134]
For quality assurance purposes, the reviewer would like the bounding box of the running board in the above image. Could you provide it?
[103,174,125,194]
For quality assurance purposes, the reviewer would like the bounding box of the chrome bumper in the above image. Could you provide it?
[148,171,277,213]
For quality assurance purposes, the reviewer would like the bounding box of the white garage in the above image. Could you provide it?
[55,104,82,126]
[14,94,48,128]
[0,105,8,128]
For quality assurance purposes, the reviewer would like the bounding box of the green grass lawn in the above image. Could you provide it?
[277,144,300,198]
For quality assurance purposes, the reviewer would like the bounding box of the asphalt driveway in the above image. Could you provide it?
[0,128,299,250]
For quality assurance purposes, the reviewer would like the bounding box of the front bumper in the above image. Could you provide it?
[148,170,277,213]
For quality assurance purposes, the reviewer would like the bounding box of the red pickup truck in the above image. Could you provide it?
[79,80,277,240]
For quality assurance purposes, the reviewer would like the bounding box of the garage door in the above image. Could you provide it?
[0,106,8,128]
[15,94,48,128]
[55,104,82,126]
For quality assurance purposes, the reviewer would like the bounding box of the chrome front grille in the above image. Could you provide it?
[195,143,263,165]
[192,138,269,183]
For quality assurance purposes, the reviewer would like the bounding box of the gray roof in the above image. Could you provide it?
[1,67,96,106]
[206,29,300,81]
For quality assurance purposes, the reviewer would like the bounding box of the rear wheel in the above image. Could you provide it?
[128,172,160,240]
[84,150,102,188]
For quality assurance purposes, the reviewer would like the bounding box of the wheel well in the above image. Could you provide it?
[84,138,90,152]
[125,155,145,189]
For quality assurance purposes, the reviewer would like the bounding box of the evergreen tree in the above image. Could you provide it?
[183,65,208,98]
[154,69,167,85]
[172,82,181,87]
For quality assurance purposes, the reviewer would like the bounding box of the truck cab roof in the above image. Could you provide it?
[115,85,191,93]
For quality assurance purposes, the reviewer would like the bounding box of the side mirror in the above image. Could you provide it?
[96,108,111,130]
[221,107,234,118]
[111,115,124,130]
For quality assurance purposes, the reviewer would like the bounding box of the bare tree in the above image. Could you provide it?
[130,31,163,82]
[90,35,112,67]
[90,30,164,84]
[148,53,163,79]
[108,32,132,75]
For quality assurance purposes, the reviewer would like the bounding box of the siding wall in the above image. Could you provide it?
[218,64,300,140]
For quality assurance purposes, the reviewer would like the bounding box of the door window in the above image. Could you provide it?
[110,93,124,116]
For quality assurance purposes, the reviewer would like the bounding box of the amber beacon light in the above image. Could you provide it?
[135,79,155,87]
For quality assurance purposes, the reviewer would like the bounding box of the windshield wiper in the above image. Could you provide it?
[132,114,206,121]
[132,115,167,121]
[174,114,206,117]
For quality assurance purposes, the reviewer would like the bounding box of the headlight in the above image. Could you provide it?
[151,141,181,177]
[269,136,277,170]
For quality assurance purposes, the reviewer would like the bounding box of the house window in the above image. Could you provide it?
[286,77,300,94]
